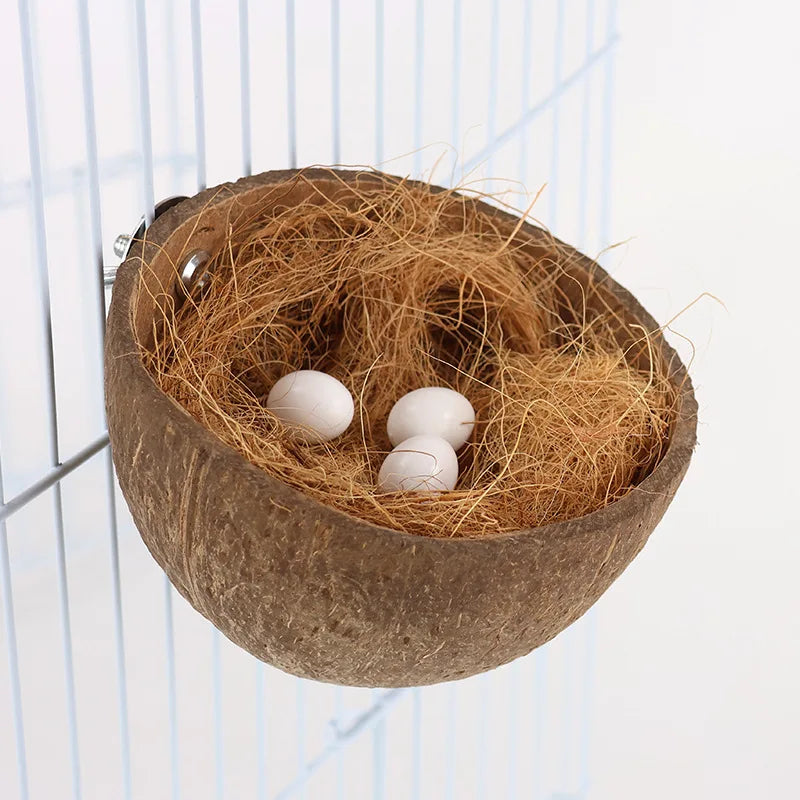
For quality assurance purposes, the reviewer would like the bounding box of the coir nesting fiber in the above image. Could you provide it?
[105,168,696,686]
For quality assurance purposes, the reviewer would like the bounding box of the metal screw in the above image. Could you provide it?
[110,195,189,269]
[113,233,132,259]
[179,250,212,295]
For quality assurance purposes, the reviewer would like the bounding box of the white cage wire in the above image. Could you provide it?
[0,1,617,798]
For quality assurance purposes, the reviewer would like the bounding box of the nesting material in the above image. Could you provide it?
[143,170,677,538]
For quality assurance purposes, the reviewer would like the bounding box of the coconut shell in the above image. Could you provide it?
[105,169,697,687]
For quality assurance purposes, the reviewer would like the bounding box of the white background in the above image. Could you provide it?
[0,1,798,798]
[595,2,799,797]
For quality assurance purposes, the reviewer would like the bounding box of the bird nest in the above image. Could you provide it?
[141,169,678,538]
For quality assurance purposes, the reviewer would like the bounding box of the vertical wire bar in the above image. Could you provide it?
[450,0,461,172]
[75,2,132,798]
[486,0,500,188]
[412,0,424,176]
[411,688,422,799]
[296,680,307,800]
[134,2,180,794]
[369,290,386,785]
[334,687,345,800]
[163,0,187,783]
[285,0,297,169]
[191,6,221,793]
[372,689,386,800]
[561,627,577,789]
[532,648,547,800]
[331,0,341,163]
[239,0,252,176]
[52,483,79,800]
[18,3,82,798]
[519,0,533,182]
[508,663,520,799]
[0,461,29,800]
[212,631,224,800]
[475,674,488,800]
[165,0,181,187]
[255,663,267,800]
[100,363,130,780]
[164,579,180,800]
[374,0,384,164]
[579,611,597,795]
[549,0,565,228]
[76,0,104,301]
[517,7,549,796]
[133,0,155,222]
[190,0,207,190]
[444,684,456,800]
[600,0,617,258]
[563,8,598,789]
[579,4,617,788]
[577,0,596,247]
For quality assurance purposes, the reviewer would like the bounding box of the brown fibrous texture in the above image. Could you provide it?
[141,171,677,538]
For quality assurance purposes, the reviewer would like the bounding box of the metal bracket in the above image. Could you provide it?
[102,196,214,302]
[103,195,189,287]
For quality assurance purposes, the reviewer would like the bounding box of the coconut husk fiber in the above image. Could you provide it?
[105,168,697,686]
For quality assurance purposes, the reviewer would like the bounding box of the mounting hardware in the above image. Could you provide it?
[178,250,213,298]
[104,195,189,286]
[112,233,133,259]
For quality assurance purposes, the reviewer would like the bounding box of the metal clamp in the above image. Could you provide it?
[103,195,189,286]
[103,196,215,302]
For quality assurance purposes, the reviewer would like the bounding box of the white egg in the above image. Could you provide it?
[378,435,459,493]
[267,370,354,442]
[387,387,475,450]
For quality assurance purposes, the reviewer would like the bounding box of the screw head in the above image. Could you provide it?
[179,250,213,297]
[111,195,189,263]
[113,233,132,259]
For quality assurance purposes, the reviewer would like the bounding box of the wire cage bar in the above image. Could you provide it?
[0,1,617,797]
